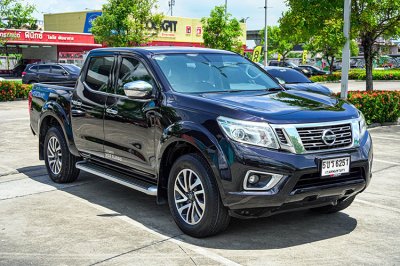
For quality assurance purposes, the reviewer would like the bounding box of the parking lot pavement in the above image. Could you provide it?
[0,100,399,265]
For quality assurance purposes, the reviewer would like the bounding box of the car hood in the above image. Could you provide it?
[284,83,332,95]
[175,90,359,124]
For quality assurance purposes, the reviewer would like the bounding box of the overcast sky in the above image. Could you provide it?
[26,0,288,30]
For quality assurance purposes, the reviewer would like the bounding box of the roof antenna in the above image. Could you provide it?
[168,0,175,16]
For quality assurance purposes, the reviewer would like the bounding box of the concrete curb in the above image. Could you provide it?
[317,80,400,84]
[368,120,400,128]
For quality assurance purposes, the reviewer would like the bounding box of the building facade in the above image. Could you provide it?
[44,11,247,47]
[0,29,101,72]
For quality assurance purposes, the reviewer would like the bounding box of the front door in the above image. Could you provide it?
[50,65,70,84]
[71,55,115,158]
[103,55,158,176]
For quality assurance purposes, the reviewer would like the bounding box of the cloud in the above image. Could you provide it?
[27,0,287,30]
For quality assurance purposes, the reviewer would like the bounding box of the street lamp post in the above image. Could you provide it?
[340,0,351,99]
[264,0,268,66]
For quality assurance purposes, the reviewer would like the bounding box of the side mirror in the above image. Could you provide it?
[123,80,153,98]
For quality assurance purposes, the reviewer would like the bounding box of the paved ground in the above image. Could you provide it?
[0,100,399,266]
[320,80,400,93]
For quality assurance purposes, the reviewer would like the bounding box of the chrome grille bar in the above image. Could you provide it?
[296,123,352,151]
[271,119,361,154]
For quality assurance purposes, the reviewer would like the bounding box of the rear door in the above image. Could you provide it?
[103,55,158,175]
[38,65,51,82]
[71,54,116,158]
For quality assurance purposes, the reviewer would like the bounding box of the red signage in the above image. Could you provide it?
[185,26,192,34]
[0,29,101,47]
[196,27,202,35]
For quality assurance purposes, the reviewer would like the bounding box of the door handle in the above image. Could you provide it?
[71,99,82,107]
[106,107,118,115]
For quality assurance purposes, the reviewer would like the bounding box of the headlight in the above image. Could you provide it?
[358,112,367,138]
[217,116,280,149]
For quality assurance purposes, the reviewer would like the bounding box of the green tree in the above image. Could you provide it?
[259,25,298,63]
[305,19,346,73]
[91,0,163,47]
[285,0,400,91]
[201,5,243,52]
[353,0,400,90]
[0,0,37,30]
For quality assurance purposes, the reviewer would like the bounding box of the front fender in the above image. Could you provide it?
[157,121,232,196]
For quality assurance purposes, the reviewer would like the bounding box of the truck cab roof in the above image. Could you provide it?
[88,46,237,56]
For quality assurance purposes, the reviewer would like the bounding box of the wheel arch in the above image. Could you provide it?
[156,121,231,204]
[38,102,79,160]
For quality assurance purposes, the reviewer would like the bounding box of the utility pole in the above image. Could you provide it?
[264,0,268,66]
[340,0,351,99]
[168,0,175,16]
[225,0,227,15]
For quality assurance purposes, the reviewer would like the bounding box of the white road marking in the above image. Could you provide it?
[355,199,400,214]
[374,159,400,166]
[372,136,400,141]
[63,192,241,266]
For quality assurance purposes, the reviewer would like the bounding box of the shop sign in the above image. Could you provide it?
[0,29,96,45]
[84,12,102,33]
[148,20,178,32]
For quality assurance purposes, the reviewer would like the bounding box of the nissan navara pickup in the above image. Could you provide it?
[29,47,373,237]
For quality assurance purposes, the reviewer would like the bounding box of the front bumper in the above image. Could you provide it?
[219,132,373,217]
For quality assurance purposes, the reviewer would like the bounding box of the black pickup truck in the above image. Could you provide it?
[29,47,373,237]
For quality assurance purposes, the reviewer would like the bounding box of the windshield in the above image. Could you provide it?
[63,64,81,73]
[266,68,311,84]
[153,53,279,93]
[286,62,298,68]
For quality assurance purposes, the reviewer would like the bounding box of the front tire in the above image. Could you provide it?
[168,154,230,238]
[311,195,355,214]
[44,126,80,183]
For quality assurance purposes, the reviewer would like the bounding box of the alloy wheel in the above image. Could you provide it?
[47,136,62,175]
[174,169,206,225]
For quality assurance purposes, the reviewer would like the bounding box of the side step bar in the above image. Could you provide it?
[76,161,157,196]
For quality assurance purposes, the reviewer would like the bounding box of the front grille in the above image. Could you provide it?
[297,123,352,151]
[275,128,288,144]
[293,167,364,190]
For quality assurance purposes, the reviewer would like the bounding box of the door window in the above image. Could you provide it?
[29,65,38,72]
[38,65,51,73]
[116,57,155,96]
[85,56,114,92]
[52,66,65,75]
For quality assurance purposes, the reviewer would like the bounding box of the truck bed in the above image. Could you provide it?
[29,83,75,136]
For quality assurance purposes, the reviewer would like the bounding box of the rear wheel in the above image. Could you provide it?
[44,126,80,183]
[311,196,355,214]
[168,154,230,238]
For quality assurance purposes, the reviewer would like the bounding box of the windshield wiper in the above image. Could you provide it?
[267,87,284,91]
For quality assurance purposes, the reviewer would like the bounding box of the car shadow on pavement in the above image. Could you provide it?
[21,166,358,250]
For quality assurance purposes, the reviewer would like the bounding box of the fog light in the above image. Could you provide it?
[248,174,260,184]
[244,170,285,191]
